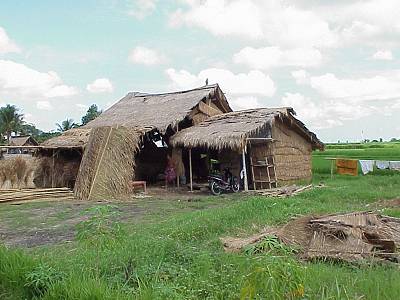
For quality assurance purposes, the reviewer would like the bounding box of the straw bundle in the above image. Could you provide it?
[74,126,142,201]
[0,156,37,189]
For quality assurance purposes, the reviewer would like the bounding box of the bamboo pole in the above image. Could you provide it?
[242,145,249,191]
[189,148,193,192]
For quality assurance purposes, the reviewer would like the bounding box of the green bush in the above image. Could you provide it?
[25,263,64,297]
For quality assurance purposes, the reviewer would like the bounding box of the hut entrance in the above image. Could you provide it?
[135,131,169,184]
[182,147,243,190]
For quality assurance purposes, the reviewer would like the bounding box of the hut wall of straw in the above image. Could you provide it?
[74,126,142,201]
[271,120,313,183]
[0,156,37,189]
[33,152,81,189]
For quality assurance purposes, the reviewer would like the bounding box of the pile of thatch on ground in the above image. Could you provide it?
[74,126,143,201]
[250,184,314,197]
[0,156,37,189]
[222,212,400,263]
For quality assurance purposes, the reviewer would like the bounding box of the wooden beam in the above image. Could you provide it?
[242,146,249,191]
[189,148,193,192]
[198,100,222,117]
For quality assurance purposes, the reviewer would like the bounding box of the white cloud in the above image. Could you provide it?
[128,46,165,65]
[233,46,322,69]
[170,0,263,39]
[171,0,338,48]
[309,72,400,102]
[229,96,263,110]
[86,78,114,93]
[76,103,88,112]
[127,0,157,20]
[166,67,275,97]
[372,49,393,60]
[282,93,374,129]
[36,100,53,111]
[0,60,78,99]
[166,67,275,111]
[291,69,309,85]
[0,27,20,54]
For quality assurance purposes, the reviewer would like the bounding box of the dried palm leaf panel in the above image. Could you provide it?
[74,126,143,201]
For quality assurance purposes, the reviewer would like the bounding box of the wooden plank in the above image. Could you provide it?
[189,148,193,192]
[242,146,248,191]
[198,101,222,117]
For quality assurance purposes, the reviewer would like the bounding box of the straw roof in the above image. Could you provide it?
[170,108,324,151]
[9,135,38,146]
[42,85,231,149]
[41,128,91,149]
[84,84,231,133]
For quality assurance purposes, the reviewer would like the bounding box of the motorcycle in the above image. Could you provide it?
[208,168,240,195]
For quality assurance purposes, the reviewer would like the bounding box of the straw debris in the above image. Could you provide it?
[222,212,400,263]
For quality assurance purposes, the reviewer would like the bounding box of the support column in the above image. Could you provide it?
[242,145,249,191]
[189,148,193,192]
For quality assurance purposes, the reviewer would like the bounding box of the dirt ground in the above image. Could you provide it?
[0,188,237,248]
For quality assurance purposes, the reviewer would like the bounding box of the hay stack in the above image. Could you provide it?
[0,156,37,189]
[74,126,142,201]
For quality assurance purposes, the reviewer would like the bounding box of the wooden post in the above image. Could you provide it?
[242,145,248,191]
[51,149,55,188]
[176,124,180,188]
[331,159,334,179]
[189,148,193,192]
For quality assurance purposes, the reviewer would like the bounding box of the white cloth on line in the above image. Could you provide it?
[359,160,375,175]
[389,161,400,170]
[376,160,390,170]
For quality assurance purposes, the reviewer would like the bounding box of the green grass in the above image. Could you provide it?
[1,145,400,299]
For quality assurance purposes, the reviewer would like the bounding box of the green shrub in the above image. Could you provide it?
[25,263,64,297]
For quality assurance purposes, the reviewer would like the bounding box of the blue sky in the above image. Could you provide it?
[1,0,400,142]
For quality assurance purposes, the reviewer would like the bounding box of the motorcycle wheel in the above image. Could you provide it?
[211,181,222,196]
[231,177,240,193]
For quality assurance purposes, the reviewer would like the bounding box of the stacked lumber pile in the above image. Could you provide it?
[0,188,75,204]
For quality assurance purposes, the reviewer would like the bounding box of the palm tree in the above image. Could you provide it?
[56,118,78,132]
[0,104,24,144]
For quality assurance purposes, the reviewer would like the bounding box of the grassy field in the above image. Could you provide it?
[1,143,400,299]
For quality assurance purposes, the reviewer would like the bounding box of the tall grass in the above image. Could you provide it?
[1,146,400,299]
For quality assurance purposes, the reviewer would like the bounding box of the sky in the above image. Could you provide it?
[0,0,400,142]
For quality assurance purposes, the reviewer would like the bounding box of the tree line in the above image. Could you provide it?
[0,104,101,144]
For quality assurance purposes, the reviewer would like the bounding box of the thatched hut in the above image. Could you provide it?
[170,108,324,190]
[10,135,38,147]
[39,85,232,199]
[38,84,323,198]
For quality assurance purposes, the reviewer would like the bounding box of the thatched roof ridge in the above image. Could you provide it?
[84,84,232,133]
[9,135,38,146]
[170,108,324,151]
[41,128,92,149]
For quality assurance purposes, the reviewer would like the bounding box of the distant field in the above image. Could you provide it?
[313,142,400,174]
